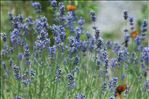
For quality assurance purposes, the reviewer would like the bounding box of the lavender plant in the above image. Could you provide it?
[1,1,149,99]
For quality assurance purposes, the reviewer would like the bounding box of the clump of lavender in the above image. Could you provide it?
[1,1,149,99]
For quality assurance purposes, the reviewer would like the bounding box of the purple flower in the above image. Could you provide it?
[13,65,20,74]
[67,73,74,81]
[40,28,49,38]
[112,43,121,54]
[1,33,7,42]
[2,61,6,70]
[76,93,86,99]
[66,11,76,33]
[112,77,118,87]
[32,2,41,13]
[109,96,114,99]
[10,29,20,45]
[9,59,14,67]
[26,17,33,25]
[24,44,30,60]
[22,23,29,36]
[129,17,135,31]
[26,69,36,78]
[50,25,62,36]
[141,20,148,39]
[55,36,61,44]
[71,66,80,74]
[60,31,66,42]
[144,80,149,88]
[129,52,137,64]
[67,73,76,89]
[90,10,96,22]
[81,41,87,52]
[48,46,56,57]
[137,45,143,52]
[68,11,76,21]
[8,12,14,21]
[88,38,95,51]
[74,55,80,65]
[55,66,61,81]
[141,19,148,33]
[142,47,149,65]
[97,59,101,65]
[108,80,114,92]
[14,96,22,99]
[86,31,91,39]
[95,29,100,40]
[59,2,65,16]
[69,36,75,47]
[68,81,77,89]
[78,17,85,26]
[102,82,107,93]
[75,27,81,41]
[18,53,24,60]
[25,60,31,66]
[135,36,142,46]
[1,41,9,56]
[69,47,77,55]
[123,29,130,47]
[15,73,22,80]
[22,75,31,86]
[123,10,128,20]
[106,40,113,49]
[129,16,134,23]
[9,47,14,54]
[96,38,103,49]
[117,51,125,62]
[12,65,21,80]
[49,0,57,9]
[18,14,24,23]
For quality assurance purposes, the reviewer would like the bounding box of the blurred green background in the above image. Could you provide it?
[0,0,99,33]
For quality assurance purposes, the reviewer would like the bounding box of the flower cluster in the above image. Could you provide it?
[1,1,148,99]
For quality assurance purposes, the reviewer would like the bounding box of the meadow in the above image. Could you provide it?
[1,1,149,99]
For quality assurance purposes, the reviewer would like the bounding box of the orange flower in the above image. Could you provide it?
[67,5,76,11]
[116,93,122,99]
[116,84,127,94]
[131,31,138,39]
[115,84,127,99]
